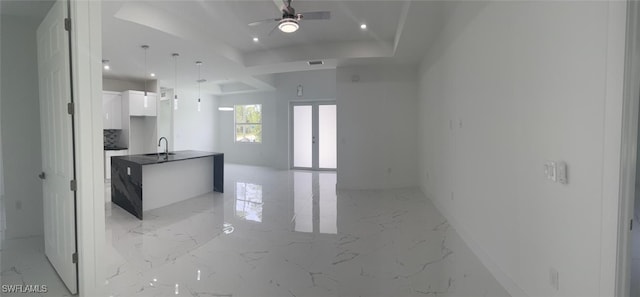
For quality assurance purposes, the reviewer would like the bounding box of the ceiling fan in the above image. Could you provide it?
[248,0,331,34]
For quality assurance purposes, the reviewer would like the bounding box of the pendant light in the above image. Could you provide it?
[195,61,205,112]
[141,45,149,108]
[172,53,179,110]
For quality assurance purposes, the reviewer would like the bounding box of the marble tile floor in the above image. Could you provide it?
[1,236,73,297]
[104,164,509,297]
[1,164,510,297]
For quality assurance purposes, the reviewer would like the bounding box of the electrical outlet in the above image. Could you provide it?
[549,268,559,291]
[15,200,22,210]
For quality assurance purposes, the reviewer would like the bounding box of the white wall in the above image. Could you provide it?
[216,69,336,169]
[336,65,419,190]
[418,2,626,296]
[173,88,217,152]
[0,15,44,238]
[157,91,173,151]
[103,77,145,92]
[216,91,277,167]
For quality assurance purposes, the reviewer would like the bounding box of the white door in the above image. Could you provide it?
[37,0,78,294]
[290,102,337,170]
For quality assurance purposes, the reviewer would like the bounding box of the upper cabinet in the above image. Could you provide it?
[123,90,157,117]
[103,91,122,129]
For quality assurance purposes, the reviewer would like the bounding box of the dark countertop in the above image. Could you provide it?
[104,146,128,151]
[112,150,223,165]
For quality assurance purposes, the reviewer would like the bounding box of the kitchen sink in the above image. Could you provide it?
[142,152,176,157]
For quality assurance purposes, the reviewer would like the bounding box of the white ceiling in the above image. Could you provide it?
[101,0,446,95]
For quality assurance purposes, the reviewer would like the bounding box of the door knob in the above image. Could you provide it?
[38,172,46,180]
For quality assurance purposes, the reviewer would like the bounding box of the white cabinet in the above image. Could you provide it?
[103,91,122,129]
[104,149,128,180]
[123,90,157,116]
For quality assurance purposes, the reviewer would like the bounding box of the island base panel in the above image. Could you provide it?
[143,157,214,211]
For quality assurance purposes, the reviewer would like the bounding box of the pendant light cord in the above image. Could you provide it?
[173,53,179,100]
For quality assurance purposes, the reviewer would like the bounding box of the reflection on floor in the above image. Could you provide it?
[105,164,509,297]
[1,236,72,297]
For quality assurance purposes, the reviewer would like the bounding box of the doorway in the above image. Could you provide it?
[290,101,337,170]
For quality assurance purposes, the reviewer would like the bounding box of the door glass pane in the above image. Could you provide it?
[293,105,312,168]
[318,105,337,169]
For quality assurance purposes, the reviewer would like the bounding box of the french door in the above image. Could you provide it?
[290,101,337,170]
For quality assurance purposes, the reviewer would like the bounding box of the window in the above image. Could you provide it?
[234,104,262,143]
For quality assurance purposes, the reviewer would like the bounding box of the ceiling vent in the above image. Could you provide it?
[308,60,324,66]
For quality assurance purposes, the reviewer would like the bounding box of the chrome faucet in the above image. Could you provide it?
[158,137,168,159]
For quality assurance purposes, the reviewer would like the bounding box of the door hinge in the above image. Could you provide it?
[631,219,634,231]
[70,179,77,192]
[64,18,71,31]
[72,252,78,264]
[67,102,74,115]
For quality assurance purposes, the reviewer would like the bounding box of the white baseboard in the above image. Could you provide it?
[421,187,529,297]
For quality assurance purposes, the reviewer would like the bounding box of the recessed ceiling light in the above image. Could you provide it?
[253,37,259,42]
[150,73,155,77]
[360,23,367,30]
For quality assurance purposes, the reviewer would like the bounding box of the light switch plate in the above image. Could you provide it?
[545,161,557,181]
[550,267,559,291]
[557,161,567,184]
[544,163,550,178]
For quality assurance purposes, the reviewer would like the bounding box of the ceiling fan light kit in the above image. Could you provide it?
[278,19,299,33]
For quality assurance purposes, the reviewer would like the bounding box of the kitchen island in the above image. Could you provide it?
[111,150,224,219]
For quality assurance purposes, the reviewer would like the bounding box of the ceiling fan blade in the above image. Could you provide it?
[268,24,279,36]
[300,11,331,20]
[248,18,281,27]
